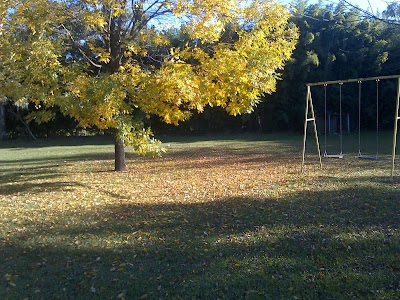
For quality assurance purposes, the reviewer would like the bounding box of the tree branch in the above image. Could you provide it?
[60,24,103,69]
[126,1,174,40]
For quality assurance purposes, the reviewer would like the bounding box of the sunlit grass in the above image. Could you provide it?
[0,133,399,299]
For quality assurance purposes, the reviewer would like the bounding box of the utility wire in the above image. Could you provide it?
[340,0,400,26]
[287,0,400,26]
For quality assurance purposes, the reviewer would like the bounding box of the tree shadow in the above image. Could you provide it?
[0,181,79,196]
[2,185,399,299]
[0,159,111,196]
[0,136,114,149]
[141,144,300,174]
[0,152,115,166]
[1,134,302,180]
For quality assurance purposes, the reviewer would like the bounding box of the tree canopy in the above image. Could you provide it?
[0,0,298,170]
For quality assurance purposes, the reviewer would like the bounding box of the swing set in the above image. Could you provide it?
[301,75,400,178]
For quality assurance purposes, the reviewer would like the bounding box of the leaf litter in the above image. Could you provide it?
[0,136,399,298]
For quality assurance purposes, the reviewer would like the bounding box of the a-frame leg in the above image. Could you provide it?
[302,86,322,173]
[391,78,400,179]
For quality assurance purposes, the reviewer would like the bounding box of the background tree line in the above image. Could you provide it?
[2,0,400,139]
[264,0,400,133]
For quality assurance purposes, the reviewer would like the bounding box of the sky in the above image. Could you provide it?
[278,0,398,13]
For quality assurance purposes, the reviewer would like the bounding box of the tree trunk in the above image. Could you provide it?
[114,134,127,171]
[7,102,36,140]
[0,105,6,140]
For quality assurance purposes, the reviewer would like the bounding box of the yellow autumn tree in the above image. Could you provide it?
[0,0,298,171]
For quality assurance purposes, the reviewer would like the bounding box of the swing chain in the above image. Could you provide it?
[358,79,380,159]
[339,82,343,156]
[358,81,362,156]
[324,83,327,156]
[376,79,380,157]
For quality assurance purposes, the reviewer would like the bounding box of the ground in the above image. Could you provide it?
[0,133,399,299]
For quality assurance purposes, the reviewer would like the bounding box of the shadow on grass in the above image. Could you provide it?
[1,185,399,299]
[0,152,116,166]
[0,156,113,195]
[0,138,301,182]
[0,136,114,149]
[0,181,79,196]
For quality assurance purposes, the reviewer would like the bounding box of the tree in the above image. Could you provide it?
[0,105,5,140]
[384,2,400,22]
[259,1,399,132]
[0,0,298,171]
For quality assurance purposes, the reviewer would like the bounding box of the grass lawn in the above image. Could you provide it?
[0,133,399,299]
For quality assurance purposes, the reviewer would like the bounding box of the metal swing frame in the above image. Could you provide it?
[301,75,400,179]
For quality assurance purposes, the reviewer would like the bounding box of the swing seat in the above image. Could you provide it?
[324,153,344,159]
[357,154,379,160]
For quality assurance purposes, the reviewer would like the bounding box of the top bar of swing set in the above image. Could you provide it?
[306,74,400,87]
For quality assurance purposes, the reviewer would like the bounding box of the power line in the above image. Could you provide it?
[339,0,400,25]
[286,0,400,26]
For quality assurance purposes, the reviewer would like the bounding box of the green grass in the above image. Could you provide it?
[0,133,399,299]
